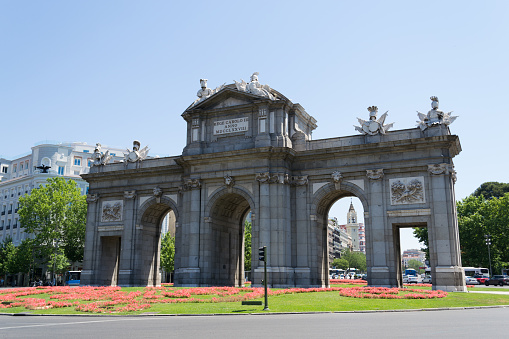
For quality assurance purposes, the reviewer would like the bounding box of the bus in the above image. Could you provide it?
[463,267,489,277]
[404,268,418,277]
[65,271,81,286]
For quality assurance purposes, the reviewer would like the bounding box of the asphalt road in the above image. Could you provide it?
[1,307,508,339]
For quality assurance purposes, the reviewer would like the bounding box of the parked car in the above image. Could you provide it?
[465,276,480,285]
[473,274,489,284]
[484,275,509,286]
[407,276,420,284]
[422,275,432,283]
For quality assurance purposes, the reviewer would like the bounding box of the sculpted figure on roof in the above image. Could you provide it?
[190,79,225,107]
[416,96,458,131]
[234,72,277,100]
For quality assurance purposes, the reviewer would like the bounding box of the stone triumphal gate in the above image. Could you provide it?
[81,74,466,292]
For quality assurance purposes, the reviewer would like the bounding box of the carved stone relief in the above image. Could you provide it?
[101,200,123,222]
[389,177,426,205]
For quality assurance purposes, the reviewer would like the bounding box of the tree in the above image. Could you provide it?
[414,190,509,275]
[407,259,424,273]
[473,182,509,199]
[341,250,367,272]
[160,232,175,273]
[331,258,349,270]
[18,177,87,276]
[244,220,252,271]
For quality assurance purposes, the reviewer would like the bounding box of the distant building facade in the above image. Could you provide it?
[402,249,426,268]
[339,202,366,253]
[0,142,125,245]
[327,217,352,262]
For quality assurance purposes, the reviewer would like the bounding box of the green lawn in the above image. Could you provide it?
[1,285,508,315]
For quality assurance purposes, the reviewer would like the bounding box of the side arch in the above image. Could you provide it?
[205,186,255,219]
[133,196,179,286]
[311,181,369,217]
[137,196,179,226]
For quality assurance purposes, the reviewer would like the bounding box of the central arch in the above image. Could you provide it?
[203,187,254,286]
[135,196,179,286]
[312,182,369,286]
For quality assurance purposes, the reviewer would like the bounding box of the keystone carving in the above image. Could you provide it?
[153,186,162,197]
[180,178,201,191]
[331,171,343,183]
[224,175,235,188]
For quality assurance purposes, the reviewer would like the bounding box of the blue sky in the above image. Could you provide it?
[1,1,507,251]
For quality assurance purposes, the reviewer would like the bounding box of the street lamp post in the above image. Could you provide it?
[485,234,492,277]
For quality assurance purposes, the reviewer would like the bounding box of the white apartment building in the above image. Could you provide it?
[0,142,126,245]
[402,248,426,268]
[328,217,352,262]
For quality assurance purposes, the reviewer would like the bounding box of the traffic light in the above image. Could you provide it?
[259,246,266,262]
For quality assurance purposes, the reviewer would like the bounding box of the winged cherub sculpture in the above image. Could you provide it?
[354,106,394,135]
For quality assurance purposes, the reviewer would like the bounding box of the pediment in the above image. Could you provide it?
[186,86,268,112]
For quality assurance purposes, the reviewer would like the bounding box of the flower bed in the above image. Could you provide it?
[337,286,448,299]
[0,284,448,314]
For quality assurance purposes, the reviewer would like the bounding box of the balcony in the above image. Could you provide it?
[1,211,4,215]
[13,223,17,229]
[6,225,10,230]
[7,210,12,214]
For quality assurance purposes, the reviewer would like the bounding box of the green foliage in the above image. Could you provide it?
[473,182,509,199]
[413,189,509,275]
[341,249,367,272]
[1,237,18,275]
[47,247,70,275]
[331,258,349,270]
[18,177,87,267]
[160,232,175,273]
[407,259,424,273]
[244,220,252,271]
[412,227,429,260]
[457,193,509,274]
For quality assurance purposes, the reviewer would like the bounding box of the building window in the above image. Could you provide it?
[83,150,89,153]
[58,166,65,175]
[87,159,92,167]
[1,166,7,173]
[110,153,116,156]
[20,163,24,170]
[13,165,17,173]
[74,157,82,166]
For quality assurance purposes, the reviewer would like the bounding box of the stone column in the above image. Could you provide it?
[427,164,466,292]
[174,179,201,286]
[366,169,391,287]
[81,193,99,285]
[118,190,136,286]
[253,172,270,287]
[293,176,310,286]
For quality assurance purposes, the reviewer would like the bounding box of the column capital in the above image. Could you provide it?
[366,169,384,180]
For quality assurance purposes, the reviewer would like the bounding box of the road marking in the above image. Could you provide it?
[0,318,145,330]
